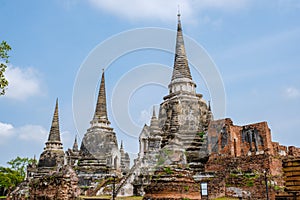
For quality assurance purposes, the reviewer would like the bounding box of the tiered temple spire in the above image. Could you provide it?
[38,99,64,168]
[171,13,192,81]
[169,13,196,95]
[120,140,123,149]
[150,106,158,126]
[90,70,111,128]
[47,98,61,142]
[45,99,63,150]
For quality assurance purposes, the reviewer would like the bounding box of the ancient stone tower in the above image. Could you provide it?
[76,70,130,186]
[26,99,65,179]
[158,13,212,171]
[129,13,213,196]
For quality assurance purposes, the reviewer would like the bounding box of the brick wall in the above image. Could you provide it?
[205,154,285,200]
[288,146,300,157]
[207,118,275,158]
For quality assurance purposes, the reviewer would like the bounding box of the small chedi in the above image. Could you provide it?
[12,12,300,200]
[36,99,64,176]
[25,100,81,200]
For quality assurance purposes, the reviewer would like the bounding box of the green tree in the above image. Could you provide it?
[7,156,36,178]
[0,157,35,196]
[0,167,23,195]
[0,40,11,95]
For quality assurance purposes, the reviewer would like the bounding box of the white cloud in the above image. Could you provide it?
[0,122,14,138]
[0,121,48,144]
[0,121,75,149]
[4,65,44,101]
[88,0,249,22]
[284,87,300,99]
[18,125,48,143]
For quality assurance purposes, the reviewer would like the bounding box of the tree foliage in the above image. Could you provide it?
[0,167,23,191]
[0,157,35,195]
[0,40,11,95]
[7,156,36,178]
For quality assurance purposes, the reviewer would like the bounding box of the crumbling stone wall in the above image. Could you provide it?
[29,166,80,200]
[273,142,288,156]
[288,146,300,157]
[205,154,285,200]
[205,118,300,199]
[208,119,275,157]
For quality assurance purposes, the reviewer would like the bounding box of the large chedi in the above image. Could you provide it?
[129,13,212,196]
[76,71,130,186]
[159,13,212,170]
[146,12,212,170]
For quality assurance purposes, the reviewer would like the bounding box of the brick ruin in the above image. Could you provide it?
[29,165,80,200]
[203,118,300,199]
[207,119,273,157]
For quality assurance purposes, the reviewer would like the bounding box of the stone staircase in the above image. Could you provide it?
[115,159,141,196]
[89,177,112,196]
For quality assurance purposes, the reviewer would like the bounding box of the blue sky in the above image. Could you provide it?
[0,0,300,166]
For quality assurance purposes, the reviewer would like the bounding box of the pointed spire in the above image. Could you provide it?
[207,100,214,121]
[48,98,61,142]
[152,106,156,119]
[91,69,111,126]
[150,106,160,135]
[120,140,123,149]
[150,106,158,124]
[32,154,37,167]
[168,13,196,95]
[73,136,78,151]
[171,12,192,81]
[44,99,63,151]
